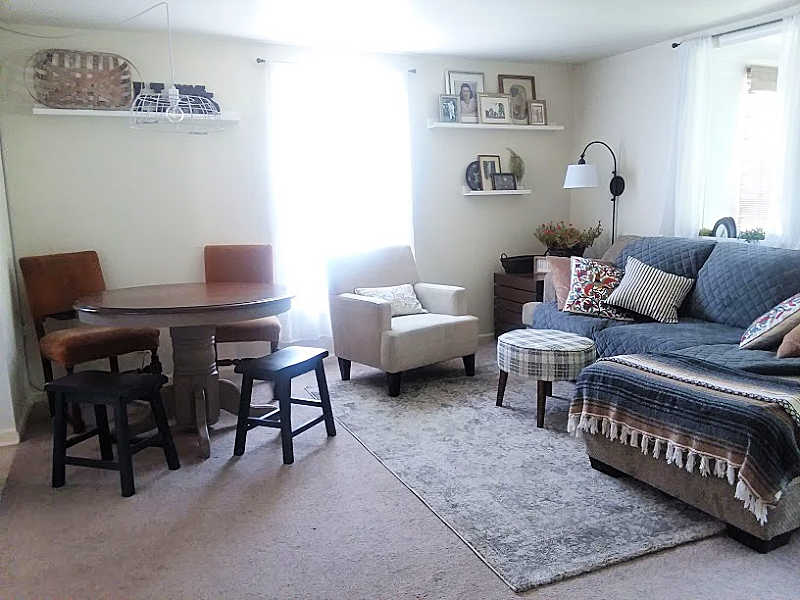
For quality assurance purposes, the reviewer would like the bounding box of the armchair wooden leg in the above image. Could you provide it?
[463,354,475,376]
[338,358,351,381]
[387,372,402,397]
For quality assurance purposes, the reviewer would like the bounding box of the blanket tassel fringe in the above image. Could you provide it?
[568,413,770,525]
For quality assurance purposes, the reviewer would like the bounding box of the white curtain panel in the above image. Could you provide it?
[771,15,800,248]
[672,36,713,238]
[266,59,414,344]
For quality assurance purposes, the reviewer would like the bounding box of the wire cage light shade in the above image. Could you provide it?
[130,86,223,134]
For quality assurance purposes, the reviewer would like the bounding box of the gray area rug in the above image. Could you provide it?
[311,346,725,592]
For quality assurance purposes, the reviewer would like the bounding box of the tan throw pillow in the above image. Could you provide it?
[547,256,572,310]
[777,323,800,358]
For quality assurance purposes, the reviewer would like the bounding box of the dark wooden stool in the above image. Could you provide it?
[46,371,180,497]
[233,346,335,464]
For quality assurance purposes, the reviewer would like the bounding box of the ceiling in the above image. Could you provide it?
[1,0,798,62]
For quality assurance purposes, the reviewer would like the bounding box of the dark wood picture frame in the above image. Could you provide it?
[498,74,536,125]
[491,173,517,191]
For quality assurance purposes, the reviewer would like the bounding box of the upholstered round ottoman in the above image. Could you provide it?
[496,329,596,427]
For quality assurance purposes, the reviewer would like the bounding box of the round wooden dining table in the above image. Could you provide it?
[74,282,293,458]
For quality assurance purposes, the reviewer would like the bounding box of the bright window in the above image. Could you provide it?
[267,58,413,342]
[735,66,779,231]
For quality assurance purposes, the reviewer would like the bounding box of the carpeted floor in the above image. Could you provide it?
[1,342,799,599]
[311,350,723,591]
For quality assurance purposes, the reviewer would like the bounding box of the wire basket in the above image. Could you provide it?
[130,88,224,134]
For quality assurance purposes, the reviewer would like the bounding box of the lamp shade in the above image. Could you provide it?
[563,163,599,189]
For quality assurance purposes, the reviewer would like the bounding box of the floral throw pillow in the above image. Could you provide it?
[563,256,633,321]
[740,292,800,350]
[354,283,428,317]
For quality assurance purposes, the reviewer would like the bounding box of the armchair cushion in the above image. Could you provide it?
[330,293,392,369]
[413,283,468,316]
[381,313,479,373]
[354,283,427,316]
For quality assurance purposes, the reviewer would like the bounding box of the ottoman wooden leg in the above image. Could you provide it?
[536,380,550,428]
[496,370,508,407]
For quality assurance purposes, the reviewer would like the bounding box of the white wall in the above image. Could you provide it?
[0,28,574,412]
[0,142,25,444]
[568,41,679,252]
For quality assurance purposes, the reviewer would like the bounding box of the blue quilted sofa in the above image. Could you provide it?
[523,236,800,360]
[521,236,800,550]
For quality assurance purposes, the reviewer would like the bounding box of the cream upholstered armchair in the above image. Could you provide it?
[328,246,479,396]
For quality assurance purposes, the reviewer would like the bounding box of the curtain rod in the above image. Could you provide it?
[672,17,783,48]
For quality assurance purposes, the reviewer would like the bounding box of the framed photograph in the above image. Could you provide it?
[438,94,459,123]
[446,70,485,123]
[477,154,501,190]
[498,74,536,125]
[491,173,517,191]
[478,93,511,124]
[528,100,548,125]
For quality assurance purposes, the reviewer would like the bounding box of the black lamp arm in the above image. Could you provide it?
[579,140,618,175]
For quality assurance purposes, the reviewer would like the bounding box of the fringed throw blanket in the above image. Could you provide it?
[569,354,800,525]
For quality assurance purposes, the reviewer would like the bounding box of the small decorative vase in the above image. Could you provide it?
[545,245,586,257]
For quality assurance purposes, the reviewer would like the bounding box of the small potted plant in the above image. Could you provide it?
[534,221,603,257]
[739,228,766,245]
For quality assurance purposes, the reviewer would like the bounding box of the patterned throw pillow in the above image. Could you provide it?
[353,283,428,317]
[562,257,633,321]
[740,292,800,350]
[605,257,694,324]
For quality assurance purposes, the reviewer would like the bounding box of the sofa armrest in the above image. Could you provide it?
[414,283,468,316]
[329,293,392,368]
[522,301,542,327]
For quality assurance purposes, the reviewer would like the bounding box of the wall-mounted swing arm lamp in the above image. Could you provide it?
[563,140,625,244]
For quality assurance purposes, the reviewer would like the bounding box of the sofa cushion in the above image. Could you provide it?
[593,318,744,357]
[530,301,628,339]
[381,313,478,373]
[614,236,716,279]
[688,243,800,328]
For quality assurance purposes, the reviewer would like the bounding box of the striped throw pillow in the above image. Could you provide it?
[605,257,694,324]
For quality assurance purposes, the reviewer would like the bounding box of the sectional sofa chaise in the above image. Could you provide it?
[522,236,800,551]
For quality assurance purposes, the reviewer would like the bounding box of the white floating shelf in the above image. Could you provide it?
[463,187,531,196]
[32,107,241,122]
[428,118,563,131]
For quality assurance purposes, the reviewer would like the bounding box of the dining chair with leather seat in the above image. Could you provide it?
[19,251,161,432]
[203,244,281,366]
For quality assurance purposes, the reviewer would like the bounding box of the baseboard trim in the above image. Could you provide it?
[0,427,20,446]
